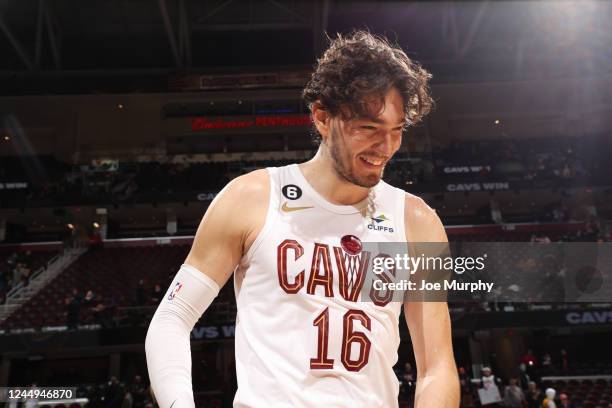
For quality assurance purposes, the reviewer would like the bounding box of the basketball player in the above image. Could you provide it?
[146,31,460,407]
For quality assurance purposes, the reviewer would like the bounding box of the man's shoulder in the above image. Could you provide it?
[402,191,446,242]
[378,182,435,218]
[403,191,438,221]
[222,168,270,200]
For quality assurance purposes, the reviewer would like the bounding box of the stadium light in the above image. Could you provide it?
[93,222,100,228]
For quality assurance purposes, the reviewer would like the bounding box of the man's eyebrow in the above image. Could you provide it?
[357,116,406,127]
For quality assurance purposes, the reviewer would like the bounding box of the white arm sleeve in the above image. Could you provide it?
[145,263,220,408]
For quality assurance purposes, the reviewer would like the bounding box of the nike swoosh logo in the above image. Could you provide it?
[170,400,177,408]
[281,202,314,212]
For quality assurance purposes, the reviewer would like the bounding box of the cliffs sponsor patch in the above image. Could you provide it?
[368,214,394,233]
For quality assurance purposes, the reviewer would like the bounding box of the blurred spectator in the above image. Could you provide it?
[6,251,18,269]
[167,267,175,283]
[480,366,496,386]
[136,279,147,306]
[83,290,95,308]
[23,383,39,408]
[583,217,601,239]
[398,362,415,405]
[19,263,32,286]
[129,375,147,408]
[521,349,537,370]
[458,366,474,408]
[89,230,104,250]
[150,283,163,305]
[558,392,574,408]
[71,287,83,302]
[539,265,565,303]
[518,363,531,390]
[104,376,123,407]
[12,264,22,287]
[559,349,569,373]
[526,381,542,408]
[480,367,502,407]
[122,391,134,408]
[93,295,117,328]
[503,378,526,408]
[65,294,81,329]
[458,366,470,391]
[402,362,414,384]
[560,164,571,178]
[91,295,108,326]
[20,250,32,265]
[541,353,553,376]
[542,388,557,408]
[552,203,569,222]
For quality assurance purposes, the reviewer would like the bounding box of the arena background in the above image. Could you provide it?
[0,0,611,407]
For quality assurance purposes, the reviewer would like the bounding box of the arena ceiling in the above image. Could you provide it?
[0,0,610,94]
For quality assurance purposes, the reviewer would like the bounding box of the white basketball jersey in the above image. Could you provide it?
[233,164,407,408]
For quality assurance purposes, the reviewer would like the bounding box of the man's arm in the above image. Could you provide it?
[403,195,460,408]
[145,170,269,408]
[184,169,269,286]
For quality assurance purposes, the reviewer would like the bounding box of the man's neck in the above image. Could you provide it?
[299,149,371,206]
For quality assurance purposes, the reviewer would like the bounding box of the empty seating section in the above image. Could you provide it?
[1,244,235,330]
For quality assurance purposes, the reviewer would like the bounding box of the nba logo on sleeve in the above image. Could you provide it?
[168,282,183,300]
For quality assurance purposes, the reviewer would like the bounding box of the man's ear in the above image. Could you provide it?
[311,102,330,141]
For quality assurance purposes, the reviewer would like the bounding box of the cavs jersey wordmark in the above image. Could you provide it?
[276,239,394,307]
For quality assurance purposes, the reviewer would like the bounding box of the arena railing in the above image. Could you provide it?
[1,242,87,321]
[4,253,61,300]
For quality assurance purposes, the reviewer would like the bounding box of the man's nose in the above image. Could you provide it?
[374,131,396,156]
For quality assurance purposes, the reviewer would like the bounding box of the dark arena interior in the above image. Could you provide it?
[1,1,612,407]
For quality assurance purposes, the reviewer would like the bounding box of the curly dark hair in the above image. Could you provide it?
[303,30,433,142]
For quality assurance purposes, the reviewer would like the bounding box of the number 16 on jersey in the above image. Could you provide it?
[310,307,372,372]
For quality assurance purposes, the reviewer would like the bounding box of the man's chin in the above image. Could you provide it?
[354,173,382,188]
[334,163,382,188]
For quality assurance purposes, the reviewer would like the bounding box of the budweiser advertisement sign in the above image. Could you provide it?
[191,114,311,132]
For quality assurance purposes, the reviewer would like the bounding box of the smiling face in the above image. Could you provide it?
[322,87,405,188]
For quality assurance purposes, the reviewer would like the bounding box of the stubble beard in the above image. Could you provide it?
[328,129,383,188]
